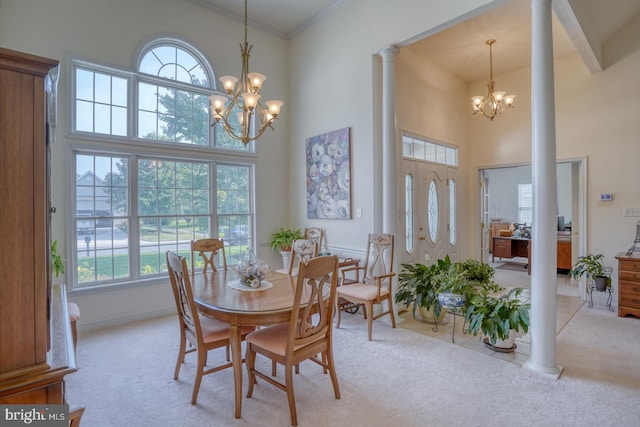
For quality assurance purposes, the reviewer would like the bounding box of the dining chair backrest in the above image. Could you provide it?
[287,239,316,276]
[167,251,202,345]
[304,227,324,256]
[362,233,394,287]
[288,255,339,349]
[191,238,227,276]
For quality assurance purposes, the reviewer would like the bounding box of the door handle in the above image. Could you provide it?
[418,235,426,240]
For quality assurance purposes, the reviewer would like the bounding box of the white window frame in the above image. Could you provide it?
[68,38,257,290]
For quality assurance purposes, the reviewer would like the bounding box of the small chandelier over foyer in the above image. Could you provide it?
[471,39,515,121]
[209,0,283,144]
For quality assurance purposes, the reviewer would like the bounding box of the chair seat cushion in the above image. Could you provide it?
[246,322,322,356]
[67,302,80,321]
[337,284,389,300]
[200,316,254,343]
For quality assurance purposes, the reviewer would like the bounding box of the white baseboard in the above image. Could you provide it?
[77,306,175,333]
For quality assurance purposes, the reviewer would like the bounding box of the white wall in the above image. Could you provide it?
[484,163,573,225]
[286,0,496,258]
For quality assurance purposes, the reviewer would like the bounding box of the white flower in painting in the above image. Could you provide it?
[311,143,325,162]
[318,154,333,177]
[317,198,337,218]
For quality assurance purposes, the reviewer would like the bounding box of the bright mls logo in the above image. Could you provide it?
[0,405,67,427]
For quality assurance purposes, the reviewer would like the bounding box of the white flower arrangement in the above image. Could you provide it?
[235,252,269,289]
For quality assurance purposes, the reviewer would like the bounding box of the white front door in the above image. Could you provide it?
[400,158,458,266]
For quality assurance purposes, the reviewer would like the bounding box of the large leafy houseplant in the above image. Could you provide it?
[568,253,612,291]
[269,228,304,252]
[465,287,530,347]
[435,260,500,310]
[395,256,453,319]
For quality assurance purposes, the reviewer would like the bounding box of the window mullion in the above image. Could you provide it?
[129,154,141,279]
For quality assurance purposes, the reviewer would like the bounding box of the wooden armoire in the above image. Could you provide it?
[0,48,76,404]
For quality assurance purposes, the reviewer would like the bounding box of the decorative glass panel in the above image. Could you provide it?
[428,179,439,242]
[449,179,456,245]
[405,174,414,253]
[401,134,458,167]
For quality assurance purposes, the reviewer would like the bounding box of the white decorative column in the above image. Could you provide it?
[524,0,563,378]
[379,45,400,322]
[379,45,399,237]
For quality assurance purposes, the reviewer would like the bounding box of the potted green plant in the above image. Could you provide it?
[459,258,496,287]
[465,287,530,351]
[51,239,65,280]
[435,262,472,309]
[568,253,613,292]
[270,227,304,270]
[396,256,453,323]
[436,260,498,306]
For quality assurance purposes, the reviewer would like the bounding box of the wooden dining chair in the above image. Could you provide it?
[245,255,341,426]
[166,251,254,405]
[335,233,396,341]
[190,238,227,276]
[283,239,316,276]
[304,227,323,256]
[69,406,85,427]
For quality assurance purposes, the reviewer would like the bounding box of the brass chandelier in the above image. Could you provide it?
[471,39,515,121]
[209,0,283,144]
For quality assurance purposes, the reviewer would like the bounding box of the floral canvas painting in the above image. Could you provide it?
[306,127,351,219]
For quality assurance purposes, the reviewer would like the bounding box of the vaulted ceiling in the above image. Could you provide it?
[191,0,640,82]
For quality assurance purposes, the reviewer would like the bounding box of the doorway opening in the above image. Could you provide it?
[479,159,588,299]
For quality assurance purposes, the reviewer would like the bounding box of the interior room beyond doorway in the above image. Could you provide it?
[481,161,582,279]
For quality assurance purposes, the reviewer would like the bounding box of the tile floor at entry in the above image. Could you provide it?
[396,258,590,366]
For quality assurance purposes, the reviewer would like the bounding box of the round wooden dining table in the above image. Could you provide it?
[191,270,313,419]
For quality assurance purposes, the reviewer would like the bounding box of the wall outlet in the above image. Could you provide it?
[623,207,640,217]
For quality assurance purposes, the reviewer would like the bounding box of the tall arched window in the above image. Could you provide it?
[70,37,255,288]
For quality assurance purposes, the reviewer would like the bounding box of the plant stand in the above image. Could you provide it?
[588,284,614,312]
[447,307,468,344]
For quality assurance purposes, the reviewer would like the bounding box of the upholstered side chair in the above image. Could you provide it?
[335,233,396,341]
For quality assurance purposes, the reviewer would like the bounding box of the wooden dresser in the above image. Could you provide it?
[557,239,572,270]
[615,252,640,318]
[0,48,76,403]
[489,222,510,253]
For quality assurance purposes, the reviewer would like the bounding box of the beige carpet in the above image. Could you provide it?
[66,303,640,426]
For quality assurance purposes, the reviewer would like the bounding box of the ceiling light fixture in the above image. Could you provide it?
[471,39,515,121]
[209,0,283,144]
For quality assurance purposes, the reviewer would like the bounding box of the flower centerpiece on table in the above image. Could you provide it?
[235,250,270,289]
